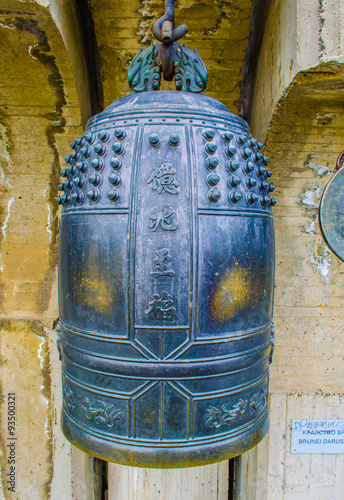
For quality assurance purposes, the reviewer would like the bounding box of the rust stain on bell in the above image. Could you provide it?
[211,263,253,322]
[57,0,276,468]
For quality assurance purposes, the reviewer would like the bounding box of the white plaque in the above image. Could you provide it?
[291,419,344,453]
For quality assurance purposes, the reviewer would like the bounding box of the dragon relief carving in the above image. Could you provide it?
[63,385,76,412]
[205,389,268,430]
[81,397,121,429]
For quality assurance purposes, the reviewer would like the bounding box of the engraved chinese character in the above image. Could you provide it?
[147,161,180,194]
[146,291,176,321]
[150,248,175,278]
[149,207,179,232]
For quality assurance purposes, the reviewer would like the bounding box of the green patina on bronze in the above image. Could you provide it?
[128,0,208,92]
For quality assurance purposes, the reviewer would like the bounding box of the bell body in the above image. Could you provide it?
[58,91,275,468]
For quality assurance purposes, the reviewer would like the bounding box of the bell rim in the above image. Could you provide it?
[62,407,269,468]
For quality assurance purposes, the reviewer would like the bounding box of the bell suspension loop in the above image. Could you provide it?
[127,0,208,92]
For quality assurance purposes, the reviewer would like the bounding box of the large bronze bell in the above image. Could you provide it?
[57,0,276,468]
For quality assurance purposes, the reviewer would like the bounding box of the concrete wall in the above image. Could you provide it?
[0,1,101,498]
[240,0,344,498]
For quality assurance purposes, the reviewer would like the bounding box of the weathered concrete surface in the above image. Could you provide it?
[89,0,253,113]
[248,0,344,140]
[238,0,344,498]
[266,77,344,396]
[49,0,104,127]
[108,461,229,500]
[0,321,52,499]
[0,1,84,498]
[0,1,82,320]
[237,394,344,500]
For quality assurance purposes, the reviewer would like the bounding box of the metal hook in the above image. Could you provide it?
[153,0,188,44]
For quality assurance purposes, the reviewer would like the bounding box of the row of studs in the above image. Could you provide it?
[148,133,180,148]
[202,129,221,202]
[57,129,127,205]
[202,129,276,207]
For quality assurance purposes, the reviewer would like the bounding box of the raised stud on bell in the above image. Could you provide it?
[207,188,221,202]
[271,198,277,206]
[84,132,95,143]
[205,143,217,155]
[89,174,101,186]
[169,134,180,147]
[237,135,248,147]
[61,194,71,205]
[98,131,110,142]
[56,196,62,205]
[266,169,273,178]
[71,192,84,204]
[86,189,99,202]
[80,145,91,158]
[257,166,266,176]
[263,155,269,165]
[226,161,240,172]
[258,181,269,191]
[62,180,73,190]
[91,159,104,171]
[221,131,233,143]
[203,129,215,141]
[114,129,126,140]
[113,142,124,154]
[109,173,121,186]
[110,158,122,170]
[74,177,85,188]
[244,162,255,174]
[259,196,271,207]
[76,161,87,173]
[228,175,241,188]
[94,143,106,156]
[107,189,120,202]
[206,157,219,170]
[207,173,220,187]
[242,148,252,160]
[269,184,275,192]
[246,177,257,189]
[148,134,160,147]
[255,152,263,162]
[229,191,242,204]
[247,193,259,204]
[225,145,237,158]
